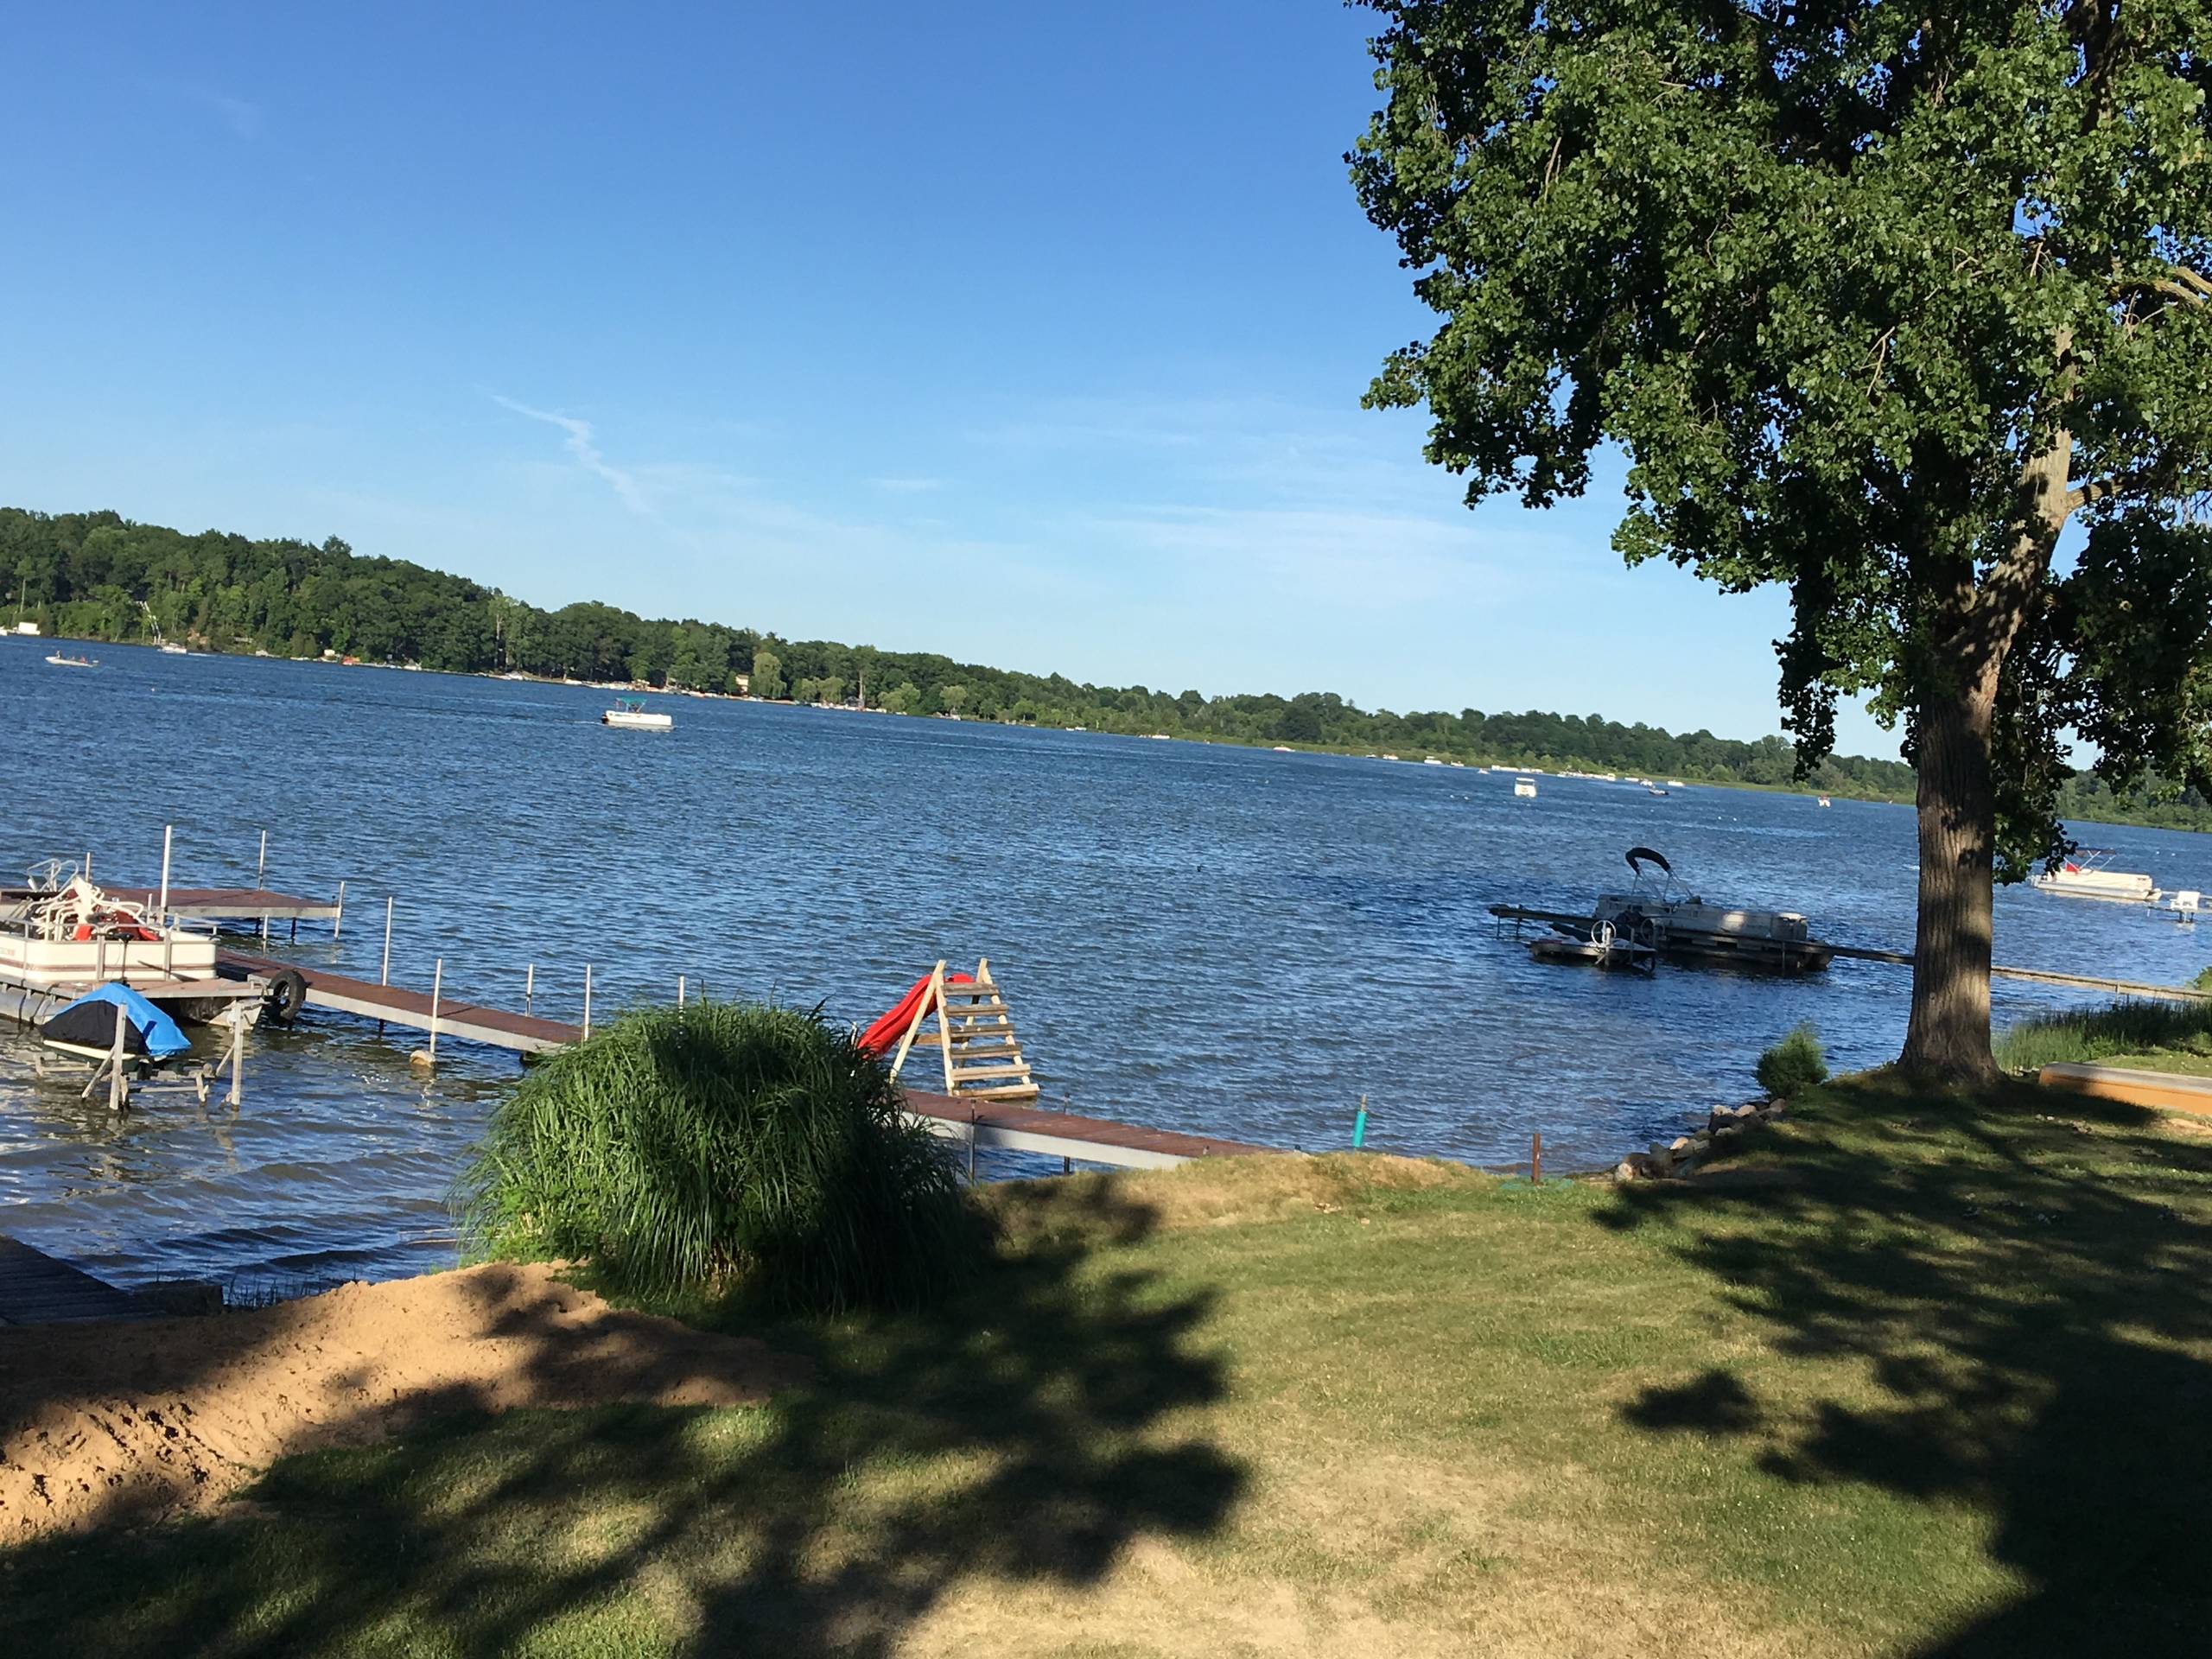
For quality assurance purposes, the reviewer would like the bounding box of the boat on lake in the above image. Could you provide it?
[43,652,96,668]
[601,698,673,731]
[1529,846,1833,974]
[0,868,293,1031]
[159,643,188,655]
[2031,849,2160,904]
[1513,776,1537,798]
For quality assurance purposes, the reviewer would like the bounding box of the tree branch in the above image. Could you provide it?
[2065,463,2177,511]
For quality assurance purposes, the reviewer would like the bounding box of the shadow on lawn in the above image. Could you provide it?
[1601,1076,2212,1656]
[0,1183,1244,1657]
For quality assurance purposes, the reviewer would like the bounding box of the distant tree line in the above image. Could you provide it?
[5,505,2203,831]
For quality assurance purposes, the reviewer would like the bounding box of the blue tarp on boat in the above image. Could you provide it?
[39,982,192,1060]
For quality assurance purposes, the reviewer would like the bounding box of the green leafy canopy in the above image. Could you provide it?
[1353,0,2212,874]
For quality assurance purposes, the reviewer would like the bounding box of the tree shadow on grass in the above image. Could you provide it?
[1599,1075,2212,1656]
[0,1184,1244,1657]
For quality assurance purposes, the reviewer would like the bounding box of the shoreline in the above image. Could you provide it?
[13,632,2202,836]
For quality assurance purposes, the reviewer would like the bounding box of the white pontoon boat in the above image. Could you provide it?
[601,697,674,731]
[2031,849,2160,904]
[0,867,293,1032]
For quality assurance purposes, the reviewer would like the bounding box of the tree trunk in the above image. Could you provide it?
[1900,674,2003,1087]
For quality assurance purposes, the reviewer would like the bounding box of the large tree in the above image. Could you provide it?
[1352,0,2212,1081]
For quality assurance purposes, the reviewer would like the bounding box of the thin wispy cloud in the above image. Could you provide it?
[143,80,262,138]
[491,394,650,516]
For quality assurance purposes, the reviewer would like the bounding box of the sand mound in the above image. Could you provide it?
[0,1261,807,1542]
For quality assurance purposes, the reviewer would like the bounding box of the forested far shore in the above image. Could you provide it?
[7,505,2208,832]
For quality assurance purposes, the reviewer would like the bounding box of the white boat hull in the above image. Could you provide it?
[602,709,674,730]
[2032,868,2158,903]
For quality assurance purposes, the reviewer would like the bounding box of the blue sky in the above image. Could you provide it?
[1,1,1897,755]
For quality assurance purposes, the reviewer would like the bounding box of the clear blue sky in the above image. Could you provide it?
[0,1,1898,755]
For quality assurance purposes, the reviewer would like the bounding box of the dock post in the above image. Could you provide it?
[1531,1130,1542,1185]
[257,829,267,890]
[380,899,394,985]
[583,965,593,1039]
[428,958,443,1064]
[524,963,535,1016]
[109,1001,128,1112]
[968,1107,978,1185]
[158,825,174,979]
[678,975,686,1007]
[228,1010,244,1107]
[333,880,345,941]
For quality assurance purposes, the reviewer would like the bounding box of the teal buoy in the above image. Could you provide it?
[1352,1094,1370,1149]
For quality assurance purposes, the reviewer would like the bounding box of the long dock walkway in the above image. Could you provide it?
[215,951,1273,1168]
[219,951,575,1052]
[0,1236,151,1325]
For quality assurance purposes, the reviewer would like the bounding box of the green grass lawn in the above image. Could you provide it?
[1994,997,2212,1077]
[5,1077,2211,1657]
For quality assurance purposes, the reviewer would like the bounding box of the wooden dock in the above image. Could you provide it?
[1491,905,2212,1004]
[125,885,343,938]
[0,1236,151,1325]
[214,951,1274,1169]
[219,951,574,1053]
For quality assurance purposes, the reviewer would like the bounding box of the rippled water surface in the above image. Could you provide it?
[6,642,2210,1287]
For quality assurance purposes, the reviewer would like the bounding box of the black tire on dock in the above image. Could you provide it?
[263,968,309,1026]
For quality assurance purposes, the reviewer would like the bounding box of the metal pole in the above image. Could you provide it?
[257,829,267,889]
[1531,1130,1543,1185]
[333,880,345,941]
[109,1000,127,1111]
[525,963,535,1016]
[678,975,686,1007]
[157,825,172,921]
[381,899,394,985]
[429,957,442,1063]
[229,1009,244,1107]
[582,965,593,1039]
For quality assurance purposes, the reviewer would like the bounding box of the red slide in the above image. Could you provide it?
[857,969,973,1058]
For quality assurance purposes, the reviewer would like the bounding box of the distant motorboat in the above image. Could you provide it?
[1423,756,1445,766]
[1667,780,1685,789]
[1817,796,1832,807]
[1647,784,1669,796]
[44,652,96,668]
[602,698,673,731]
[2032,849,2159,904]
[1514,776,1538,798]
[158,642,188,656]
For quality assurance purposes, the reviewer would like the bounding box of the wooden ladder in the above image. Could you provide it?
[887,957,1039,1102]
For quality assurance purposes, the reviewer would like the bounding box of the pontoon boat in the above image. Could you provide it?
[1534,847,1833,974]
[601,698,674,731]
[2031,849,2160,903]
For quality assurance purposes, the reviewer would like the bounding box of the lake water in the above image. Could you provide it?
[5,641,2209,1289]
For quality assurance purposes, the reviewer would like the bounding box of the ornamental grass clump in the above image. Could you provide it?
[1755,1023,1828,1100]
[461,1001,977,1312]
